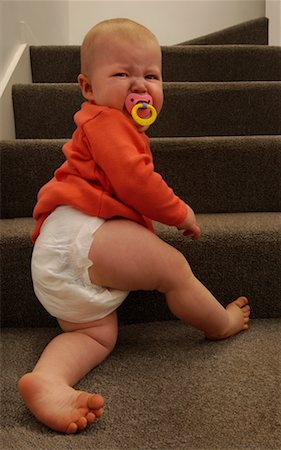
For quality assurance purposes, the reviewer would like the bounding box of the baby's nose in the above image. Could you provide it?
[131,78,147,93]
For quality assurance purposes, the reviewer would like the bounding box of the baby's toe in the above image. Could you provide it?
[88,393,104,411]
[86,412,96,424]
[77,416,88,431]
[66,422,78,434]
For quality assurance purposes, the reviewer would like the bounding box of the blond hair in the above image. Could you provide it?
[80,18,159,75]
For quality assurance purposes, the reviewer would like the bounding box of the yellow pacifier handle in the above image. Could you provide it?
[131,103,157,126]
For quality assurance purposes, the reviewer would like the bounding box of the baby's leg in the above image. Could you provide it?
[18,311,117,433]
[88,219,250,340]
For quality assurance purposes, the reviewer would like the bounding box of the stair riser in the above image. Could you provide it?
[30,45,281,83]
[162,46,281,82]
[1,214,280,327]
[154,82,281,138]
[1,137,281,219]
[13,82,281,139]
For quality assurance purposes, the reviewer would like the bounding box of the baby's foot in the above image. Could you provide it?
[18,372,104,433]
[206,296,250,340]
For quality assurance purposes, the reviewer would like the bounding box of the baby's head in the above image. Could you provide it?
[78,18,163,131]
[80,19,160,76]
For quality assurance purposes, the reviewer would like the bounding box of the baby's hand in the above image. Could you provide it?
[177,207,201,240]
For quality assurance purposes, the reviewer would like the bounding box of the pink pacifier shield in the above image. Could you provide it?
[125,93,153,118]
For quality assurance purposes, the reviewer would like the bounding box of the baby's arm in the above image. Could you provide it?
[177,206,201,240]
[85,112,199,232]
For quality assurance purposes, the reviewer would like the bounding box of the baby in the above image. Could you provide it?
[18,18,250,434]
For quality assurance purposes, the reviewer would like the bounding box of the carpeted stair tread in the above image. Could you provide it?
[1,213,280,328]
[1,136,280,218]
[12,82,281,139]
[2,319,281,450]
[30,44,281,83]
[178,17,268,45]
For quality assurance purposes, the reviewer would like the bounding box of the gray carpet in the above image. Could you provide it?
[2,320,281,450]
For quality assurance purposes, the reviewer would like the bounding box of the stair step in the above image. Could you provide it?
[0,139,66,218]
[1,213,280,327]
[151,136,281,213]
[1,136,280,219]
[30,45,281,83]
[163,45,281,82]
[12,82,281,139]
[2,318,281,449]
[179,17,268,45]
[30,46,80,84]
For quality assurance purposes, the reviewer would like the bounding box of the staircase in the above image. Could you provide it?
[1,18,281,450]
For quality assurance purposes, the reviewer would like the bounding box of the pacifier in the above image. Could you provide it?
[125,93,157,127]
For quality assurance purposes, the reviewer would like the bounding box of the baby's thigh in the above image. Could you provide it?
[88,219,188,293]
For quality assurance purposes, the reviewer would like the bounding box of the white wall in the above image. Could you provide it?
[0,44,32,139]
[266,0,281,45]
[1,0,70,139]
[1,0,70,82]
[68,1,265,46]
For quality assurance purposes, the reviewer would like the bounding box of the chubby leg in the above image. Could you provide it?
[18,311,117,433]
[88,219,250,339]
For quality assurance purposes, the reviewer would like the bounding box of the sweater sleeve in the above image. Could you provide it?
[84,109,188,227]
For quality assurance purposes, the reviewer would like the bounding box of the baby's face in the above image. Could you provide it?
[79,36,163,131]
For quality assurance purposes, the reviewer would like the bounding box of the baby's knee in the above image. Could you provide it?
[90,313,118,352]
[59,312,118,353]
[173,251,193,283]
[159,249,193,293]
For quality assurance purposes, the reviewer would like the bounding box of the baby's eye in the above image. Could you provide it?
[145,74,157,80]
[113,73,128,78]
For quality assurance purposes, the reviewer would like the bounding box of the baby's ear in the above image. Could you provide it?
[77,74,94,100]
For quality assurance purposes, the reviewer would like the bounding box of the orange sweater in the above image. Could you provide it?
[32,102,187,242]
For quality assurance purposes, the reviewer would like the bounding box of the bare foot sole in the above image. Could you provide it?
[18,372,104,433]
[206,296,250,340]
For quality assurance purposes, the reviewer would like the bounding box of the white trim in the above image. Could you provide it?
[0,44,32,140]
[0,44,29,97]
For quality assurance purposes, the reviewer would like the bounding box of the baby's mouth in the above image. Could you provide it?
[124,93,157,128]
[125,93,154,117]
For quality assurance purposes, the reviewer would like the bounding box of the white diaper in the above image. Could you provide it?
[31,206,129,323]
